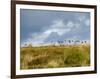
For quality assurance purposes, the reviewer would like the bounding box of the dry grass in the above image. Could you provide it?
[20,44,90,69]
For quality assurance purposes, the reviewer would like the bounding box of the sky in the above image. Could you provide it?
[20,9,90,46]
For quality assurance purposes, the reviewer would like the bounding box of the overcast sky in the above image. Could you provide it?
[20,9,90,46]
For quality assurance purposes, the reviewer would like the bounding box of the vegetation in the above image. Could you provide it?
[20,44,90,69]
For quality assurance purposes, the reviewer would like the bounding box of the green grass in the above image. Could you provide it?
[20,44,90,69]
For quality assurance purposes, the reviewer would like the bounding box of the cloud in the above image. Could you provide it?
[77,13,90,27]
[51,19,65,28]
[44,20,76,35]
[85,19,90,26]
[21,19,75,45]
[21,33,48,47]
[20,9,90,46]
[21,17,90,46]
[78,15,86,22]
[67,21,74,28]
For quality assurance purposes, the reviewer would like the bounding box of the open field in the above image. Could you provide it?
[20,44,90,69]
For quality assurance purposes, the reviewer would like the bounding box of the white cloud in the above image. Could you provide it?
[21,19,80,46]
[78,14,86,22]
[77,14,90,26]
[45,20,76,35]
[43,19,67,35]
[44,28,70,35]
[21,32,50,46]
[74,22,81,28]
[67,21,74,28]
[85,19,90,26]
[51,19,65,28]
[31,32,50,43]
